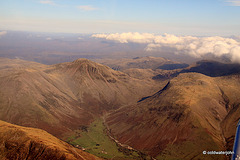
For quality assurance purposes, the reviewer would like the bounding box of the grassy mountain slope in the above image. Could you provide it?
[0,120,102,160]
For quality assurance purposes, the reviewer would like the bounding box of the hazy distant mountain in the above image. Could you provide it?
[0,58,162,138]
[96,56,189,71]
[106,72,240,159]
[153,60,240,80]
[0,120,102,160]
[178,60,240,77]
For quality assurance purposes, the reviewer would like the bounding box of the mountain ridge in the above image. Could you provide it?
[106,72,240,159]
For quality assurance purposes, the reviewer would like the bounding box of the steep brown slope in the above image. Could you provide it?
[0,58,92,137]
[218,75,240,151]
[0,58,162,138]
[106,73,240,159]
[0,120,101,160]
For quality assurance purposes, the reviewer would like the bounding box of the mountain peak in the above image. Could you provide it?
[71,58,98,68]
[72,58,91,64]
[53,58,108,75]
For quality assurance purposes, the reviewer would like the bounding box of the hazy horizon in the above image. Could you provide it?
[1,30,240,64]
[1,0,240,36]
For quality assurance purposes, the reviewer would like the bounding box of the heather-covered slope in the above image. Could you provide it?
[0,120,102,160]
[106,73,240,159]
[218,75,240,151]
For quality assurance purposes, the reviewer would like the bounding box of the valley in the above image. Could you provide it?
[0,56,240,160]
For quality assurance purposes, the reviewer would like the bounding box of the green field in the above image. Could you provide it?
[66,118,148,159]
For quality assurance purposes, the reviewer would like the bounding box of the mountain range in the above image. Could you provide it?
[95,56,189,71]
[0,58,163,138]
[1,56,240,159]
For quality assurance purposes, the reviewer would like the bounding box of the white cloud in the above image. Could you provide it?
[92,34,108,39]
[92,32,155,43]
[226,0,240,6]
[77,5,97,11]
[231,46,240,62]
[46,37,52,40]
[0,31,7,37]
[92,32,240,63]
[147,35,240,63]
[39,0,55,5]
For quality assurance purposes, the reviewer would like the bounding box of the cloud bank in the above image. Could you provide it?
[92,32,155,43]
[92,32,240,63]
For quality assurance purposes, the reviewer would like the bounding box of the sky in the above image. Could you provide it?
[0,0,240,36]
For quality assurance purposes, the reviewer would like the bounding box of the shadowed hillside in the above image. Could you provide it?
[152,60,240,81]
[179,61,240,77]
